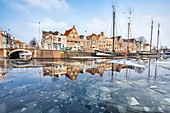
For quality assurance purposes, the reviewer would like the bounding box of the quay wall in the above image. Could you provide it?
[0,49,3,58]
[35,50,93,59]
[0,48,93,59]
[35,50,65,59]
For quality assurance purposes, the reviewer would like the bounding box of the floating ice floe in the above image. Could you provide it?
[158,107,164,112]
[126,97,139,106]
[143,106,150,112]
[100,87,111,92]
[164,98,170,103]
[150,86,157,89]
[107,60,146,68]
[160,98,170,106]
[158,81,168,85]
[154,89,167,94]
[54,100,58,103]
[101,107,105,109]
[146,88,156,94]
[21,108,27,112]
[46,97,49,99]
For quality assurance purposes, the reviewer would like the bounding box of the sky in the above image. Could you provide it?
[0,0,170,48]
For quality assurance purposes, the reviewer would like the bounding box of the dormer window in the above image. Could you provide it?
[72,30,76,34]
[70,34,73,38]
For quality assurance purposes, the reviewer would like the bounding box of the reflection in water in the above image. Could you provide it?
[42,60,146,81]
[0,58,170,113]
[0,58,148,81]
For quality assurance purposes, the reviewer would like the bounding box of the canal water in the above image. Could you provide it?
[0,58,170,113]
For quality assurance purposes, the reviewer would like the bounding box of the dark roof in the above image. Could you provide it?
[117,36,121,41]
[123,39,135,43]
[53,31,63,36]
[111,36,122,41]
[64,29,72,36]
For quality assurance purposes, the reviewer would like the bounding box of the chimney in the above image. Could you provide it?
[73,25,75,28]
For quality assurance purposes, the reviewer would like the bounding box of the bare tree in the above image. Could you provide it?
[137,36,147,51]
[29,38,39,49]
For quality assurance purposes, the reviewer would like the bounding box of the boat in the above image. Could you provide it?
[19,52,32,60]
[164,50,170,55]
[95,0,138,57]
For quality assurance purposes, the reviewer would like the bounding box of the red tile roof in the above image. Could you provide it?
[15,40,20,43]
[64,29,72,36]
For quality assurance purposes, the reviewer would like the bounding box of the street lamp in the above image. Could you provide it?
[38,22,41,49]
[8,29,10,48]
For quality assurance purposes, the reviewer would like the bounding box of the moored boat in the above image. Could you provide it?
[19,52,32,60]
[165,50,170,55]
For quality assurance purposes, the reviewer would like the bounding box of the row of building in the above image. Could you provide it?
[41,25,150,53]
[0,29,31,49]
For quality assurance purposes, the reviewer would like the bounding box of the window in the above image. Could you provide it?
[68,39,71,42]
[58,38,61,41]
[72,30,76,34]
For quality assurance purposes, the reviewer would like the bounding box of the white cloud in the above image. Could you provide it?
[22,0,69,10]
[26,17,68,43]
[2,0,69,11]
[2,0,29,13]
[84,17,113,37]
[27,17,68,31]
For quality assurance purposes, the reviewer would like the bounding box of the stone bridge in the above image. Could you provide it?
[0,48,37,59]
[0,48,67,59]
[0,48,93,59]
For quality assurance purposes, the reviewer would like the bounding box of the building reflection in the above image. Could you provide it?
[0,59,9,81]
[42,60,145,81]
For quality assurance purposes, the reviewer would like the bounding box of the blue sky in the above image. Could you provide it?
[0,0,170,48]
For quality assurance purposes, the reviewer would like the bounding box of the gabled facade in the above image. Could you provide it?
[114,36,124,53]
[98,32,106,51]
[79,35,89,50]
[143,44,150,51]
[42,31,67,50]
[86,34,98,51]
[15,40,20,48]
[64,25,80,51]
[123,38,137,53]
[105,37,113,52]
[0,30,7,48]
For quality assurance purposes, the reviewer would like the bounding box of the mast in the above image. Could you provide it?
[150,20,153,52]
[112,0,116,52]
[127,10,131,53]
[157,23,160,53]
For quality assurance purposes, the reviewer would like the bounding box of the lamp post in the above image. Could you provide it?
[8,29,10,48]
[39,22,40,49]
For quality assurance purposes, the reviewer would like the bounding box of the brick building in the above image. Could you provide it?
[123,38,137,53]
[64,25,81,51]
[0,30,7,48]
[79,35,89,50]
[105,37,113,52]
[42,31,67,50]
[114,36,124,53]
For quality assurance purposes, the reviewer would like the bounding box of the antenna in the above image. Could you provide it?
[127,9,131,52]
[112,0,116,52]
[150,19,153,52]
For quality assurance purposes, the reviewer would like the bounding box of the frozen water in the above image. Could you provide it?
[21,108,27,112]
[126,97,139,106]
[0,58,170,113]
[143,106,150,112]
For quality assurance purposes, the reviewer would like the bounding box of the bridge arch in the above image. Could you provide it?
[8,49,33,59]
